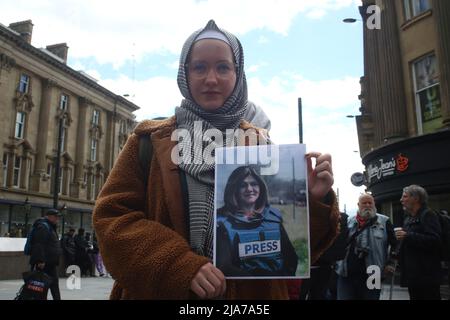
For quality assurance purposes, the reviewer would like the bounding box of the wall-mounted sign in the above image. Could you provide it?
[351,172,365,187]
[367,153,410,183]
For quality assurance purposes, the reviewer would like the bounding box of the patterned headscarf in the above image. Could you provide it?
[175,20,248,259]
[176,19,248,132]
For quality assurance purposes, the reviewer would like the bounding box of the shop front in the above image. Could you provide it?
[362,130,450,226]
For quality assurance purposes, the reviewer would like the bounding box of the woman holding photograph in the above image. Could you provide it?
[93,19,339,299]
[216,166,298,277]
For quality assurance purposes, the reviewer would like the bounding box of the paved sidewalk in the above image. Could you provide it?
[0,276,114,300]
[0,276,447,300]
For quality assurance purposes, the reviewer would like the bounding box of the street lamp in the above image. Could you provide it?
[343,18,361,23]
[298,98,303,144]
[60,203,67,236]
[23,197,31,236]
[53,113,66,209]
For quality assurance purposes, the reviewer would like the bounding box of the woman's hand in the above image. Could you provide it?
[190,262,226,299]
[306,152,334,202]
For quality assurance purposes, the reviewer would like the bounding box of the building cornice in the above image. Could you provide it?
[0,24,139,113]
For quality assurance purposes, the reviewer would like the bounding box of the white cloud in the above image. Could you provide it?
[97,71,364,215]
[258,35,269,44]
[1,0,360,67]
[247,74,364,215]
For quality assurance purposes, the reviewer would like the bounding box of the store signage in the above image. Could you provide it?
[367,153,409,183]
[351,172,365,187]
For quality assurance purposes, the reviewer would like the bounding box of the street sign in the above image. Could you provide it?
[351,172,365,187]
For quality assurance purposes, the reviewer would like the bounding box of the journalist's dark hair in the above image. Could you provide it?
[222,166,268,213]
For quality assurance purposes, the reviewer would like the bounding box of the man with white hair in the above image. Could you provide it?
[335,193,397,300]
[396,185,442,300]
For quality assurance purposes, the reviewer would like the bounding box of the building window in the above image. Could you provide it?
[90,139,97,161]
[404,0,431,20]
[15,112,26,139]
[91,174,97,200]
[413,54,442,134]
[13,156,21,187]
[18,74,30,93]
[60,127,66,152]
[120,120,127,134]
[2,154,8,187]
[92,110,100,126]
[60,94,68,111]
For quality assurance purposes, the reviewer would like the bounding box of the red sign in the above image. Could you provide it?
[396,153,409,172]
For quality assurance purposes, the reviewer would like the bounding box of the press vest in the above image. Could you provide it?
[217,207,284,275]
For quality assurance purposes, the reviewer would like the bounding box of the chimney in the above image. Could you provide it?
[46,43,69,64]
[9,20,33,44]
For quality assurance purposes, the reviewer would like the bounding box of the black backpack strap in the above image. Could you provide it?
[138,134,153,187]
[178,170,190,239]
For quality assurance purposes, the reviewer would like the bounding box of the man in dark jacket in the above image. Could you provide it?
[61,228,76,270]
[74,228,91,276]
[396,185,442,300]
[29,209,62,300]
[299,211,349,300]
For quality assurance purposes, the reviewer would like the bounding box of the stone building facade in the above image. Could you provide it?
[0,20,138,240]
[355,0,450,225]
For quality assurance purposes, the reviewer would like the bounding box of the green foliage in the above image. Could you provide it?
[292,238,309,274]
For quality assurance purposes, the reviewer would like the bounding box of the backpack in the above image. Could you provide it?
[138,134,153,187]
[24,220,51,256]
[436,210,450,261]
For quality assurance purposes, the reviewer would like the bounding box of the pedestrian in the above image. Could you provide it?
[28,208,63,300]
[74,228,91,277]
[216,165,298,277]
[440,209,450,298]
[91,233,105,277]
[335,193,397,300]
[93,19,339,299]
[299,211,349,300]
[61,228,76,271]
[396,185,442,300]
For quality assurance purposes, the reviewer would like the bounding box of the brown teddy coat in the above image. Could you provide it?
[93,116,340,299]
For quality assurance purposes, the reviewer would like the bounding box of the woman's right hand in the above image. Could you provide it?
[190,262,226,299]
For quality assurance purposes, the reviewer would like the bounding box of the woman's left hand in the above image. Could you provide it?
[306,152,334,202]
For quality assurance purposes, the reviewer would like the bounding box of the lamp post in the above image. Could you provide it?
[298,97,303,144]
[60,203,67,236]
[343,18,361,24]
[24,197,31,236]
[53,113,66,210]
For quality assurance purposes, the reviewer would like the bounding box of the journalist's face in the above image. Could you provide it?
[187,39,236,112]
[237,175,260,207]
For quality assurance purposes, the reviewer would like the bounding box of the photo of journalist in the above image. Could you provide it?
[215,165,299,278]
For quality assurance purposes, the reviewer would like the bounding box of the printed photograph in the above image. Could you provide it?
[214,145,310,279]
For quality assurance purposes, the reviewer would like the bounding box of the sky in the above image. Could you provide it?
[1,0,366,215]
